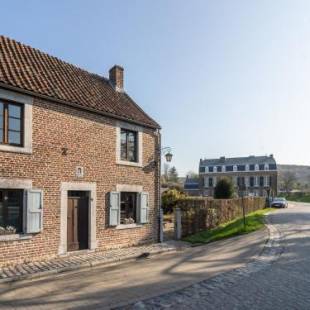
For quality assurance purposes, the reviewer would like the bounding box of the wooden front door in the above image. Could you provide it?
[67,192,89,252]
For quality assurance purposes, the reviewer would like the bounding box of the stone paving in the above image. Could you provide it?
[0,224,268,309]
[0,241,188,282]
[120,204,310,310]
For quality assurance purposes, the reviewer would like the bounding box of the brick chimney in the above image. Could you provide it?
[109,65,124,92]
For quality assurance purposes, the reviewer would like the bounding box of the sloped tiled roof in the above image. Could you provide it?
[0,36,160,129]
[200,155,276,166]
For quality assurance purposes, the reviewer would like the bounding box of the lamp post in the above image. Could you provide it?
[239,184,246,230]
[265,186,271,208]
[158,146,173,243]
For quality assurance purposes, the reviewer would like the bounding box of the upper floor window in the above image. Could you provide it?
[0,101,24,147]
[269,164,277,170]
[208,166,214,173]
[199,166,205,173]
[249,164,255,171]
[226,165,233,172]
[237,165,245,171]
[217,166,222,172]
[259,164,265,171]
[120,129,138,162]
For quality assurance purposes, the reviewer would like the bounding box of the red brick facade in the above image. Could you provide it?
[0,94,160,267]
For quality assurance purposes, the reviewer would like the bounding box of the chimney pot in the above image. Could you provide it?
[109,65,124,91]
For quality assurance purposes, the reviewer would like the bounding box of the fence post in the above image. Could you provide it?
[159,208,164,243]
[175,208,182,240]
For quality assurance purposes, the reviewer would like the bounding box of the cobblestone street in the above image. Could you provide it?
[123,202,310,310]
[1,203,309,309]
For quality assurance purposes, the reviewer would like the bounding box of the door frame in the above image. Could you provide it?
[59,182,97,255]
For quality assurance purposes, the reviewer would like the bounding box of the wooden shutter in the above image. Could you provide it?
[109,192,120,226]
[25,189,43,233]
[138,192,149,224]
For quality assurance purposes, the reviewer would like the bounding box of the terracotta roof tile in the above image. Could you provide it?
[0,36,160,129]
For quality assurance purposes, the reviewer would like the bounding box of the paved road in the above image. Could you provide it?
[0,223,267,309]
[1,203,309,310]
[124,202,310,309]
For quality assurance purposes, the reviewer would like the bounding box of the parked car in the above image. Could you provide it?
[271,197,288,208]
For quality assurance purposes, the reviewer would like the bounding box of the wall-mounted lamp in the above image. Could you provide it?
[160,147,173,163]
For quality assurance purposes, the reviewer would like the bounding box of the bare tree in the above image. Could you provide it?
[281,171,296,194]
[186,170,199,180]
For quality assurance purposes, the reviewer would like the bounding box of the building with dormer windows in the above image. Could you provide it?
[199,155,278,197]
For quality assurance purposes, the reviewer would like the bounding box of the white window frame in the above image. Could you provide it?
[254,176,258,187]
[0,88,33,154]
[59,182,97,255]
[116,122,143,167]
[233,165,237,172]
[204,176,209,188]
[115,184,144,229]
[0,178,33,241]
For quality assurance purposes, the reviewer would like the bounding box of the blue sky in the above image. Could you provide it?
[2,1,310,176]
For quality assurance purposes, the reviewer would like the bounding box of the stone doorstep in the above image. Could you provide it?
[0,242,188,284]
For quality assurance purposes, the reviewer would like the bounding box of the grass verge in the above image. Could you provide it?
[184,208,276,245]
[281,193,310,203]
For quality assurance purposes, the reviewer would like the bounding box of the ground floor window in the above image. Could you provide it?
[237,177,245,187]
[0,189,23,233]
[120,192,137,224]
[208,177,213,187]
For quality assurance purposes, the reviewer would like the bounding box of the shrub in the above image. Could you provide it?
[161,189,187,213]
[214,178,234,199]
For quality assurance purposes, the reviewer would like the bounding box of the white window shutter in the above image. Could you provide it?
[109,192,120,226]
[25,189,43,233]
[138,192,149,224]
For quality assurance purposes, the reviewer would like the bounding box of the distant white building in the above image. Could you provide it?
[199,155,278,197]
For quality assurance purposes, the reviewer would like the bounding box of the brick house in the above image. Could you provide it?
[0,36,161,267]
[199,155,278,197]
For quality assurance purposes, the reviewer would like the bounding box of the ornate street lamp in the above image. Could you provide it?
[161,147,173,163]
[164,151,173,162]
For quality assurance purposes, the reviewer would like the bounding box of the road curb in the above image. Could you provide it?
[119,213,285,309]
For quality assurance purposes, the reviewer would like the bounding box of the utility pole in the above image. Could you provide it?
[239,184,246,230]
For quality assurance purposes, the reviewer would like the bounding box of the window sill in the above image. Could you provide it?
[0,144,32,154]
[116,223,143,230]
[116,160,143,168]
[0,233,33,242]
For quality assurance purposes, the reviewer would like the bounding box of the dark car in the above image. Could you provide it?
[271,197,288,208]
